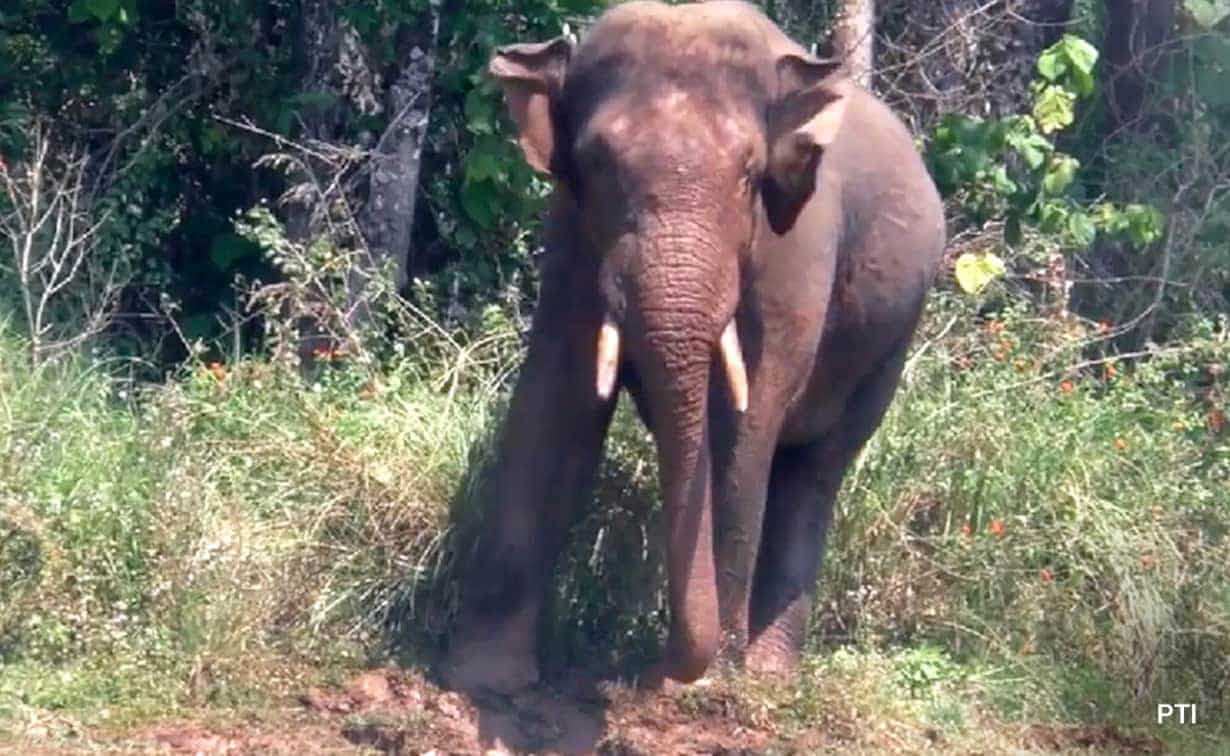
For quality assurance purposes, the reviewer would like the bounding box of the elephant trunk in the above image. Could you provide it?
[620,230,743,682]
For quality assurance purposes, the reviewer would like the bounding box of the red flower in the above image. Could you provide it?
[988,519,1005,537]
[1059,380,1074,395]
[1040,569,1053,583]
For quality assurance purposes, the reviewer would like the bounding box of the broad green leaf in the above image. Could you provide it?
[460,180,499,229]
[1185,0,1230,29]
[1042,154,1079,195]
[68,0,92,23]
[1037,49,1067,81]
[464,88,496,135]
[1124,204,1165,246]
[1033,85,1076,134]
[86,0,118,21]
[1067,210,1097,246]
[1060,35,1098,76]
[464,150,502,183]
[1070,67,1095,98]
[954,252,1007,295]
[1007,128,1050,170]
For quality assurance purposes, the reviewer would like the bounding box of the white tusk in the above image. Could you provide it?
[719,320,749,413]
[596,320,620,400]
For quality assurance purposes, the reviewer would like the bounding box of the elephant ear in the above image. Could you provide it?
[488,37,573,175]
[763,54,849,235]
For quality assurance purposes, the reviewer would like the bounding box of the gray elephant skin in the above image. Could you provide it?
[443,0,946,693]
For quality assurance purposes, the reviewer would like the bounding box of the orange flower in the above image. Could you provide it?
[1013,358,1030,372]
[988,519,1004,537]
[1114,437,1128,451]
[992,349,1006,362]
[207,361,226,381]
[1103,362,1116,380]
[1059,379,1074,395]
[1209,408,1225,434]
[1040,568,1053,583]
[987,321,1006,335]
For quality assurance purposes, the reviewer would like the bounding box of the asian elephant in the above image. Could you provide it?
[443,0,946,693]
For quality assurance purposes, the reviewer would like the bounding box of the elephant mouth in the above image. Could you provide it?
[595,316,748,413]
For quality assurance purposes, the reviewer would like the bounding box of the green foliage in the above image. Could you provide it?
[925,35,1164,265]
[821,291,1230,722]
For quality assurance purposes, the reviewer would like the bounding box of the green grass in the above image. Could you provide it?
[0,292,1226,750]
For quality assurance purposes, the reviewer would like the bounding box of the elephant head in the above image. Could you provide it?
[487,0,850,682]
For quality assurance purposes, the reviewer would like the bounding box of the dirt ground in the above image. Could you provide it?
[12,668,1164,755]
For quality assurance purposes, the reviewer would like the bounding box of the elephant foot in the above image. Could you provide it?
[744,631,801,681]
[442,641,540,697]
[637,663,716,693]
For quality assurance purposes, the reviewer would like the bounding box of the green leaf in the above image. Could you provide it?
[1067,210,1097,247]
[1060,35,1098,76]
[1033,85,1076,134]
[1042,154,1079,195]
[1007,128,1050,170]
[464,88,496,134]
[85,0,119,21]
[464,150,502,183]
[1185,0,1230,29]
[1037,49,1067,81]
[1070,67,1095,98]
[954,252,1007,295]
[460,180,499,229]
[68,0,92,23]
[1124,204,1165,246]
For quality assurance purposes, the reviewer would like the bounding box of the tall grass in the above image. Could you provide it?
[0,290,1226,736]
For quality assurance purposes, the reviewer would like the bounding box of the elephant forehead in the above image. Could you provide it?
[593,90,756,158]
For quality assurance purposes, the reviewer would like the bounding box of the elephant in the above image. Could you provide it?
[443,0,946,693]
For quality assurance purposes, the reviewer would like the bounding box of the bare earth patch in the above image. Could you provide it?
[8,668,1170,754]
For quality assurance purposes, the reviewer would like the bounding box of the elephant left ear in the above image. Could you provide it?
[763,54,849,235]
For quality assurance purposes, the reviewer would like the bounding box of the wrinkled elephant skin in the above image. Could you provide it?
[443,0,946,694]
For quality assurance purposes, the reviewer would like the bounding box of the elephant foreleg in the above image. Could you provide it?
[746,341,909,675]
[445,257,616,695]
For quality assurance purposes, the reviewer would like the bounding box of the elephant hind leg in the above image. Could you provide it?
[745,340,911,677]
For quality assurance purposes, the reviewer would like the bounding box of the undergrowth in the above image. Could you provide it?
[0,288,1226,748]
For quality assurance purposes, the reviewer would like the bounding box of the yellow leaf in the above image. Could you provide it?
[954,252,1006,295]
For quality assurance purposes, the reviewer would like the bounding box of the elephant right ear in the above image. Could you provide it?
[488,38,573,175]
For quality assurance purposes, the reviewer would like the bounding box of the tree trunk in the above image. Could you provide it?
[833,0,875,88]
[351,11,439,327]
[277,0,438,362]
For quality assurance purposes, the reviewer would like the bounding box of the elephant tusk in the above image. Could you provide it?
[596,320,621,400]
[719,320,749,413]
